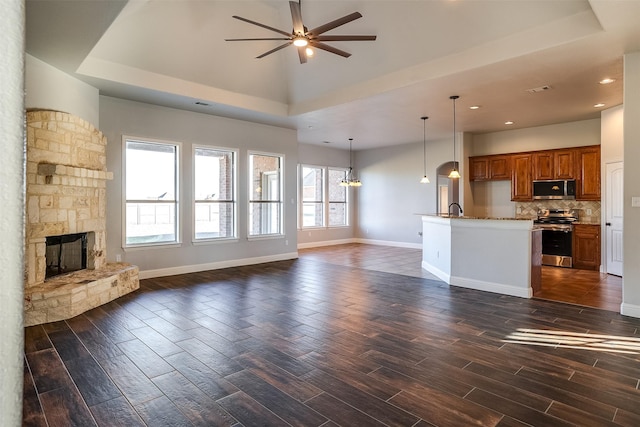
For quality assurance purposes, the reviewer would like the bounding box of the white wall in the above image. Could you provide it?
[601,105,624,163]
[0,1,25,425]
[622,52,640,317]
[297,143,355,246]
[100,96,299,277]
[471,118,601,156]
[356,138,453,246]
[25,54,100,126]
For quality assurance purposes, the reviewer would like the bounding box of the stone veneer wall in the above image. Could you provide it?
[24,110,139,326]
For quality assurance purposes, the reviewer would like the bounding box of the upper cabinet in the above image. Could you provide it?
[576,145,601,200]
[532,149,575,180]
[469,155,511,181]
[469,145,599,202]
[511,153,532,201]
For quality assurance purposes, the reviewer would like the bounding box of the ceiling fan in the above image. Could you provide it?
[225,0,376,64]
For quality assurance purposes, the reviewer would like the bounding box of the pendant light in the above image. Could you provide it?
[340,138,362,187]
[420,116,430,184]
[448,95,461,179]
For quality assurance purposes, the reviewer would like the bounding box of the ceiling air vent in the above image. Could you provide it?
[526,85,552,94]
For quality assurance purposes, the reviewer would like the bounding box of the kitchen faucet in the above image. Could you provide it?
[448,202,463,216]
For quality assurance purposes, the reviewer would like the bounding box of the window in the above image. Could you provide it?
[124,138,179,246]
[249,153,283,236]
[301,165,324,227]
[328,168,348,226]
[298,166,349,228]
[194,146,236,241]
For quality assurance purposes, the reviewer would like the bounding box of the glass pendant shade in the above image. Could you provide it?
[342,138,362,187]
[420,116,430,184]
[449,95,460,179]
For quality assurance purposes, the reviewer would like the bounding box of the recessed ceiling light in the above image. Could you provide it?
[505,121,514,125]
[594,103,606,108]
[599,78,616,85]
[469,105,480,110]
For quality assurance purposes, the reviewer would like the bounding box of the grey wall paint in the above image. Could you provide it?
[356,138,453,245]
[100,96,299,274]
[25,54,100,126]
[1,1,25,424]
[297,143,355,245]
[623,52,640,315]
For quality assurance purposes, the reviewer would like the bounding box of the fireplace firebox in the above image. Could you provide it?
[45,233,87,279]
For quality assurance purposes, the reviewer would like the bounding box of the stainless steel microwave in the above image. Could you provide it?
[533,179,576,200]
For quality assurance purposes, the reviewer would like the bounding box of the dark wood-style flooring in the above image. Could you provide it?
[24,243,637,426]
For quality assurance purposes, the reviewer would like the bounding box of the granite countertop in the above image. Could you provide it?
[418,214,533,220]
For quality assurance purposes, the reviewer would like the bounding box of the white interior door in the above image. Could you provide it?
[605,161,623,276]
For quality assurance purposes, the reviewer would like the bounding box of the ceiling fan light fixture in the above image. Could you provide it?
[293,35,308,46]
[305,47,314,56]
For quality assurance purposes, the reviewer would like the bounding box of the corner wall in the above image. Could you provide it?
[0,1,25,425]
[622,52,640,317]
[25,54,100,127]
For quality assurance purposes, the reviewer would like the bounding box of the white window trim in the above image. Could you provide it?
[300,163,325,229]
[192,144,239,244]
[298,165,350,230]
[328,166,350,228]
[122,135,182,249]
[247,150,285,239]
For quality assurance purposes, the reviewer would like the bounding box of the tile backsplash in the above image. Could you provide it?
[515,200,601,223]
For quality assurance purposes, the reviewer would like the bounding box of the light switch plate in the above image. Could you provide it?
[632,197,640,207]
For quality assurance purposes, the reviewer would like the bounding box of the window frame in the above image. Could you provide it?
[248,151,285,239]
[299,164,325,229]
[192,144,238,244]
[327,166,350,228]
[298,165,350,230]
[122,135,181,250]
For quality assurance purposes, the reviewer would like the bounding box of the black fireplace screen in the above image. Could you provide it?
[45,232,87,279]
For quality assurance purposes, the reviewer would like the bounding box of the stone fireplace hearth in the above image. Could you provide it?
[24,110,139,326]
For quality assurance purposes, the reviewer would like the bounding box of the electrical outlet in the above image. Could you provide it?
[116,254,122,262]
[633,197,640,207]
[285,240,288,246]
[586,209,592,215]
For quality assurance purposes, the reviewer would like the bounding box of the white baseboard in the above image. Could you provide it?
[452,276,532,298]
[138,251,299,280]
[421,260,450,284]
[354,238,422,250]
[620,302,640,319]
[297,238,356,250]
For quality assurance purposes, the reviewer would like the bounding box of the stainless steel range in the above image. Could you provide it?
[535,208,578,268]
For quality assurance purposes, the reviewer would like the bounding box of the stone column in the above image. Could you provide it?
[0,0,26,425]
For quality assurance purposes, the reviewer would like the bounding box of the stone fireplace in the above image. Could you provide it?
[24,110,139,326]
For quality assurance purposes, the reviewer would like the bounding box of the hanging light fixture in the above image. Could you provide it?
[340,138,362,187]
[420,116,430,184]
[448,95,461,179]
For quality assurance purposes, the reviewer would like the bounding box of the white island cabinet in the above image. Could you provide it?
[421,215,540,298]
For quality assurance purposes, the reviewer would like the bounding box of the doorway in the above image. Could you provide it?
[437,161,460,215]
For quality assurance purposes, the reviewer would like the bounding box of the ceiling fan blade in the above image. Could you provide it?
[297,46,308,64]
[314,35,377,42]
[232,15,291,37]
[225,37,292,41]
[256,42,292,59]
[310,41,351,58]
[308,12,362,36]
[289,1,305,35]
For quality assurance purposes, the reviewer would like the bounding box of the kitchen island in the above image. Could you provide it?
[421,215,541,298]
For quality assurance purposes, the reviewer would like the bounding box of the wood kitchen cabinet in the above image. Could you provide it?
[470,156,489,180]
[511,153,532,201]
[469,154,511,181]
[532,149,575,180]
[576,146,601,200]
[488,155,512,180]
[573,224,600,270]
